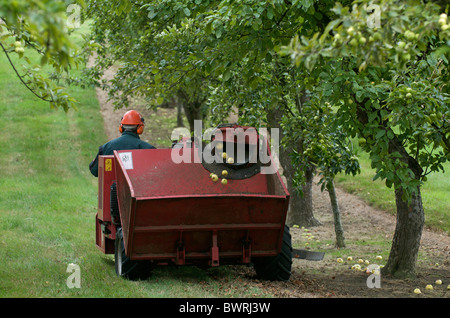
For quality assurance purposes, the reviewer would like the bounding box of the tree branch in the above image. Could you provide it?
[0,41,54,103]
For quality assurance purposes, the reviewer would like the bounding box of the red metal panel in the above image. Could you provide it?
[113,147,289,264]
[114,159,135,256]
[116,149,278,198]
[97,155,116,222]
[96,156,117,254]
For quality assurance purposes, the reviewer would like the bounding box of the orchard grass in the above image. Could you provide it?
[335,143,449,235]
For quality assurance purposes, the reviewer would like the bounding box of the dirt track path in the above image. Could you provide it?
[89,57,449,298]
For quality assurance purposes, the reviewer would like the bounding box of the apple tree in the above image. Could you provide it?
[85,0,218,132]
[287,0,449,277]
[0,0,91,111]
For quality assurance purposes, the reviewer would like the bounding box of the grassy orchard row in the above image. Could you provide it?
[0,23,113,297]
[335,143,450,235]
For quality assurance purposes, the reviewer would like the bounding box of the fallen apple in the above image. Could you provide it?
[337,258,343,263]
[425,284,433,290]
[347,256,353,261]
[413,288,421,294]
[435,279,442,285]
[227,157,234,164]
[221,178,227,185]
[211,174,218,182]
[376,255,382,261]
[222,170,228,176]
[222,152,227,159]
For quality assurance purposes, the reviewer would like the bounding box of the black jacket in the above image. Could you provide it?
[89,131,155,177]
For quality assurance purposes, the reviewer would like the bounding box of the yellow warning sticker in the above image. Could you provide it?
[105,159,112,171]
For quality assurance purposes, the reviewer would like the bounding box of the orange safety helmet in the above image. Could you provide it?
[119,110,145,135]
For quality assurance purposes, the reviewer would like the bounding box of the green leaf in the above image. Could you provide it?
[267,7,274,20]
[156,96,164,104]
[148,10,157,19]
[376,130,385,139]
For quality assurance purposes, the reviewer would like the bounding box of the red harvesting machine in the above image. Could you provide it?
[95,125,292,281]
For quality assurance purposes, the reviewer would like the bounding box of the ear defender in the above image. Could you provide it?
[136,116,145,135]
[119,117,124,133]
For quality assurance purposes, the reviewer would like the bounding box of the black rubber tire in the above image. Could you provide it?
[253,225,293,281]
[114,227,152,280]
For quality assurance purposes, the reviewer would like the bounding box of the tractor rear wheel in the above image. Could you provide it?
[114,227,152,280]
[253,225,292,281]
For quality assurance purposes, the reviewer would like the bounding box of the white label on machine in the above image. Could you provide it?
[119,152,134,170]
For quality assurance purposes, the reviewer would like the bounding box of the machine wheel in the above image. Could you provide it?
[114,227,152,280]
[253,225,292,281]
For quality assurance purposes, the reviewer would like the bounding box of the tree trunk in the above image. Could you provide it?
[183,102,203,133]
[177,90,204,133]
[381,185,424,278]
[355,100,425,278]
[284,164,321,227]
[267,106,321,228]
[326,180,346,248]
[177,100,184,127]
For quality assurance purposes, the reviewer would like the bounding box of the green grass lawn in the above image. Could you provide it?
[335,144,449,235]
